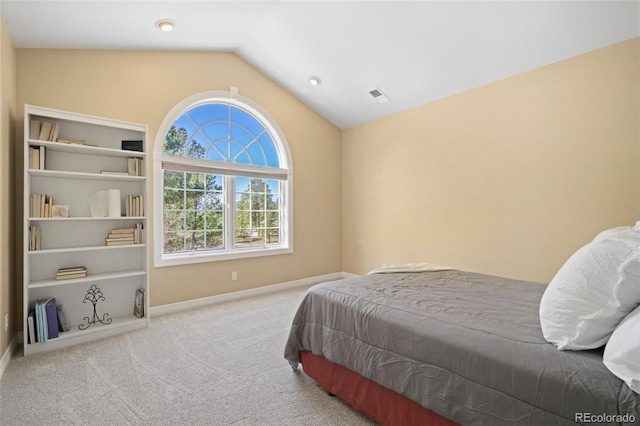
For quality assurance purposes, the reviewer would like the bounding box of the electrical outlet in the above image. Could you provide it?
[232,271,238,281]
[4,314,8,331]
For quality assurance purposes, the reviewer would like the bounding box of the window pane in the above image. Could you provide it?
[164,231,185,253]
[189,104,228,125]
[236,211,250,229]
[205,211,223,230]
[186,173,205,190]
[164,210,185,231]
[186,231,205,251]
[185,211,204,230]
[205,174,223,191]
[230,107,265,136]
[164,189,184,210]
[206,230,224,249]
[164,171,184,189]
[202,121,229,142]
[202,192,223,210]
[266,229,279,245]
[235,229,251,247]
[266,212,279,227]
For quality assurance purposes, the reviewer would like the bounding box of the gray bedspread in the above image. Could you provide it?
[284,270,640,425]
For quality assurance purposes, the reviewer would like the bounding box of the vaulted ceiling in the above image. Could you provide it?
[1,1,639,129]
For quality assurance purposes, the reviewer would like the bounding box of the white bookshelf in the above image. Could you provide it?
[23,104,149,355]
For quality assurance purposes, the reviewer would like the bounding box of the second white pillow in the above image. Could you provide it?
[539,227,640,350]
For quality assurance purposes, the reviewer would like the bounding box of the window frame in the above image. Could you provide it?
[154,91,293,267]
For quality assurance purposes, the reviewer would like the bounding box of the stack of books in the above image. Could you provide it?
[105,224,144,246]
[106,227,135,246]
[56,266,87,280]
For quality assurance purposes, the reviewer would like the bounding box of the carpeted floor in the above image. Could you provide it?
[0,286,374,425]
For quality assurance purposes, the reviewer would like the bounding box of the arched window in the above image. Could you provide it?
[154,91,293,266]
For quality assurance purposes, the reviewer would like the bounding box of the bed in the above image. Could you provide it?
[284,268,640,425]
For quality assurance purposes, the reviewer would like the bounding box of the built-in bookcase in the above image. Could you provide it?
[23,104,149,355]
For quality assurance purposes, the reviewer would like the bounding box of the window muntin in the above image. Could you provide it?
[155,93,292,266]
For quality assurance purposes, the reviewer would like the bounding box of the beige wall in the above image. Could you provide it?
[15,49,342,311]
[342,38,640,283]
[0,14,17,357]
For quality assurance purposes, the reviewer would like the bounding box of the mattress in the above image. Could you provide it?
[284,270,640,425]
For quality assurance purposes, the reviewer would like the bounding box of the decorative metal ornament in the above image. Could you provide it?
[79,284,112,330]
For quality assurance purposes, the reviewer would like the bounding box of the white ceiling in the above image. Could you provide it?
[1,1,639,129]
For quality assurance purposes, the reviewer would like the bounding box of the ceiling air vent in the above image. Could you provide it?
[369,87,391,103]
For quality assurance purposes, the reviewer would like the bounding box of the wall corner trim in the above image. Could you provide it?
[0,334,19,382]
[150,272,356,317]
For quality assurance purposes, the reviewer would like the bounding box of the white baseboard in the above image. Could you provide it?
[0,333,18,382]
[150,272,353,317]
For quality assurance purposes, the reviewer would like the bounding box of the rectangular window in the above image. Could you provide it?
[234,177,280,249]
[163,171,224,254]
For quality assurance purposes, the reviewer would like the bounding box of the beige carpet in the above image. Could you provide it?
[0,286,374,425]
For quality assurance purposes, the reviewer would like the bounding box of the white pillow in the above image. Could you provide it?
[539,227,640,350]
[603,305,640,394]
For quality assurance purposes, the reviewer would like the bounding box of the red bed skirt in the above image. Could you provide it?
[299,350,458,426]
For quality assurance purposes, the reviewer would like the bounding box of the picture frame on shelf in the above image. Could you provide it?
[51,205,69,218]
[122,140,143,152]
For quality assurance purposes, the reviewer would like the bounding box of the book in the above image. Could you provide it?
[110,227,135,234]
[134,288,145,318]
[35,302,43,343]
[36,298,52,342]
[29,120,41,140]
[29,225,42,251]
[49,123,59,142]
[106,235,134,241]
[57,266,86,273]
[56,305,70,332]
[106,240,134,246]
[39,145,46,169]
[56,272,87,280]
[45,299,59,339]
[38,121,53,141]
[27,309,36,344]
[57,138,85,145]
[100,170,129,176]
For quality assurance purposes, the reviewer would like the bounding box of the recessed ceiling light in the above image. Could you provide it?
[155,19,175,32]
[308,75,322,86]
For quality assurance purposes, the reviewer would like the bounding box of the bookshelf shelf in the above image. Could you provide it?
[28,269,147,288]
[28,244,146,255]
[29,169,145,182]
[28,139,146,158]
[28,216,146,222]
[25,316,147,355]
[23,104,149,356]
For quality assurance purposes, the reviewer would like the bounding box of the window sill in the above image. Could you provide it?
[154,246,293,268]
